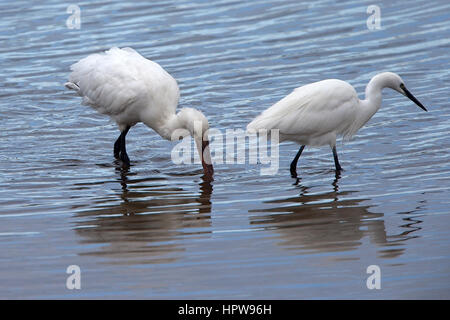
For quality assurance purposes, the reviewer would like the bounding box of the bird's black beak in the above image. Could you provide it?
[400,84,427,112]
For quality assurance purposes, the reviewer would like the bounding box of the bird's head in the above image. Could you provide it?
[377,72,428,112]
[178,108,214,181]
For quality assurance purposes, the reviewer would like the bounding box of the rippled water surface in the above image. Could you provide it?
[1,0,449,299]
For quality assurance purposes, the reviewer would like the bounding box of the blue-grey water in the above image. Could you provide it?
[0,0,449,299]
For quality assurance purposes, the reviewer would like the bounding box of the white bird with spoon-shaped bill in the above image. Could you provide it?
[65,47,214,180]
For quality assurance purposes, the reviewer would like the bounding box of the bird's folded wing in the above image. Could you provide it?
[248,79,358,138]
[66,47,179,117]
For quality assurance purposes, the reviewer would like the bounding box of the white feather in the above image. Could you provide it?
[65,47,214,179]
[247,79,360,146]
[66,47,180,131]
[246,72,428,175]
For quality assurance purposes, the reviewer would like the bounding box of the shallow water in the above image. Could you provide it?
[0,0,449,299]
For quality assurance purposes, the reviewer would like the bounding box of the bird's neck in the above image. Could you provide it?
[357,75,384,125]
[152,114,183,141]
[144,109,194,141]
[364,75,384,108]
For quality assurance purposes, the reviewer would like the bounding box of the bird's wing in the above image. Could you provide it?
[247,79,358,138]
[66,47,180,116]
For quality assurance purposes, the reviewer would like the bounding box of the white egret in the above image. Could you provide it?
[247,72,428,177]
[65,47,214,180]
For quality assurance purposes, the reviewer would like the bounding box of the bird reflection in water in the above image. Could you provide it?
[250,178,422,259]
[73,163,213,264]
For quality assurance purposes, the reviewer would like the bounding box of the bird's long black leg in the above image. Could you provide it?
[290,145,305,178]
[119,126,131,165]
[332,145,343,173]
[114,136,121,159]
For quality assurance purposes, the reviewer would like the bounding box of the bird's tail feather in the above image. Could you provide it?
[65,82,80,91]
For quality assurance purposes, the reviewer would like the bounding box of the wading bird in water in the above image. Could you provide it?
[65,47,214,180]
[247,72,427,178]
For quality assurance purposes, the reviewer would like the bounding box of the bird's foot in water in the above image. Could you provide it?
[335,167,343,178]
[120,152,130,166]
[290,166,298,178]
[293,177,301,186]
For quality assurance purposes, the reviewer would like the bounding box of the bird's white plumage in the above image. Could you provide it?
[65,47,214,179]
[66,47,180,132]
[247,72,427,176]
[247,79,360,146]
[247,71,427,154]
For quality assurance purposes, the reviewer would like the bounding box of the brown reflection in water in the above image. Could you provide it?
[72,166,213,264]
[250,178,419,259]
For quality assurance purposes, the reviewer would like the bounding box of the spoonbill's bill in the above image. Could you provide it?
[65,47,213,180]
[247,72,427,177]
